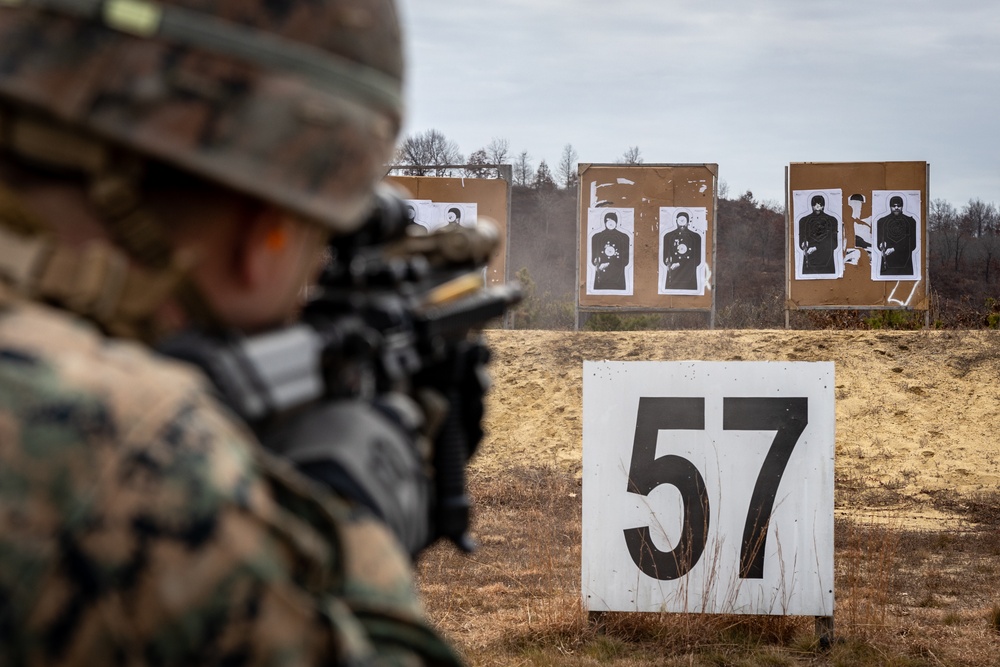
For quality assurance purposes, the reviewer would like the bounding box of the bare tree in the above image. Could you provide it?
[461,137,512,178]
[962,198,998,238]
[617,145,642,165]
[715,192,786,327]
[961,199,1000,282]
[392,129,463,176]
[929,198,958,233]
[557,143,578,189]
[513,150,534,187]
[976,229,1000,283]
[485,137,510,166]
[929,198,973,273]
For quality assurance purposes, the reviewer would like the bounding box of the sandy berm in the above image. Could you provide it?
[478,328,1000,530]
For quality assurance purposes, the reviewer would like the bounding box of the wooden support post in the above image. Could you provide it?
[815,615,835,649]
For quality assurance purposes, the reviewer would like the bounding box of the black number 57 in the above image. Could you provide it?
[623,397,808,581]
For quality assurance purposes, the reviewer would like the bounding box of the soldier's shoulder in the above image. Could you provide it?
[0,299,204,387]
[0,300,257,513]
[0,301,463,664]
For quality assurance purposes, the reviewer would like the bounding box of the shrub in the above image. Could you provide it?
[584,312,661,331]
[511,268,574,330]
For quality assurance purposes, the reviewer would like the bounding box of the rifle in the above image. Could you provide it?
[159,185,522,555]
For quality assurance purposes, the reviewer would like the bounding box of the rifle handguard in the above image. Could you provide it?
[394,220,500,267]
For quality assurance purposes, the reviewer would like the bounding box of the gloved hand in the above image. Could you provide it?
[260,392,433,559]
[413,339,492,554]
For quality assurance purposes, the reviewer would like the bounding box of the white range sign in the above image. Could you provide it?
[582,361,834,616]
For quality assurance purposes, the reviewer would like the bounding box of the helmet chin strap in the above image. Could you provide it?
[0,110,219,341]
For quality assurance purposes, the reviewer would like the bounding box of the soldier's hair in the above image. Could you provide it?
[448,206,461,220]
[676,211,690,222]
[890,196,904,207]
[811,195,825,207]
[604,211,618,224]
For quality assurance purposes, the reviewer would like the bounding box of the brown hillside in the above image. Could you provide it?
[478,328,1000,530]
[417,328,1000,665]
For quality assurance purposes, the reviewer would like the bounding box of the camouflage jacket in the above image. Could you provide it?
[0,293,463,666]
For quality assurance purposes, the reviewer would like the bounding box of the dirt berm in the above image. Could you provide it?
[478,329,1000,530]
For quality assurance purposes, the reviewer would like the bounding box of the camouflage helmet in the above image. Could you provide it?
[0,0,404,233]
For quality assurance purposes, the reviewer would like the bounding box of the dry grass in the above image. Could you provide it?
[417,463,1000,666]
[416,329,1000,665]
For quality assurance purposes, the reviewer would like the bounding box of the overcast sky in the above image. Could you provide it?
[394,0,999,209]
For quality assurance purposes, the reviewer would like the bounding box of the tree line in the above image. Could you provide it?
[392,130,646,189]
[391,130,999,330]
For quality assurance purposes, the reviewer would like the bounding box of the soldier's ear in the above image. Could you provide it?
[239,206,294,289]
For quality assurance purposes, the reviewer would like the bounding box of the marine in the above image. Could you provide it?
[0,0,464,663]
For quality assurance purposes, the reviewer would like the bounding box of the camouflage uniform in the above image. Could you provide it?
[0,291,462,665]
[0,1,465,662]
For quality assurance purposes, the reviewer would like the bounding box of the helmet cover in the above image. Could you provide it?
[0,0,405,232]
